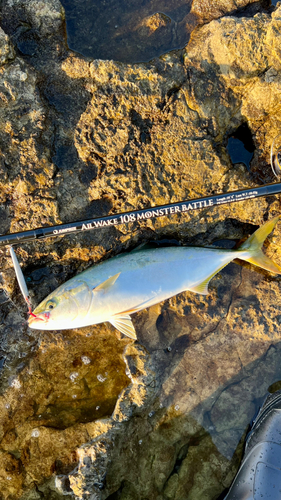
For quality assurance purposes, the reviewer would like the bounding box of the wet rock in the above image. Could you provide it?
[68,436,113,499]
[191,0,268,24]
[1,1,281,499]
[2,0,64,37]
[163,432,241,500]
[0,27,15,65]
[142,12,172,32]
[0,326,131,498]
[61,344,157,500]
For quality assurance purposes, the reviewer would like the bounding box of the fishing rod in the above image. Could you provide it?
[1,181,281,247]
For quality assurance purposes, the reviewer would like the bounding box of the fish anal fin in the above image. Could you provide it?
[110,314,137,340]
[191,278,210,295]
[94,273,121,292]
[190,263,230,295]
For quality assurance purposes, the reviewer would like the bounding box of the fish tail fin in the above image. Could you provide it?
[237,215,281,274]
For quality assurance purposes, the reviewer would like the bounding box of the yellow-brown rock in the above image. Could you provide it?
[0,1,281,499]
[191,0,261,23]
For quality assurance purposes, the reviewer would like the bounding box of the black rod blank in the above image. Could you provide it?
[1,182,280,247]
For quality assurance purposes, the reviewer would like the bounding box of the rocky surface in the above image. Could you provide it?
[0,0,281,499]
[191,0,269,23]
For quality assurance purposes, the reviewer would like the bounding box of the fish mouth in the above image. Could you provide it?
[28,311,50,328]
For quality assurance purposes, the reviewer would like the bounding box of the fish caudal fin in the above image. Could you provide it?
[237,215,281,274]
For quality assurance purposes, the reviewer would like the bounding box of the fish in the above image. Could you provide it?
[28,216,281,339]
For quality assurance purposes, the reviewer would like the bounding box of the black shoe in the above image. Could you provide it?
[225,390,281,499]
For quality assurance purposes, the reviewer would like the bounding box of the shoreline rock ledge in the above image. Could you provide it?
[0,0,281,499]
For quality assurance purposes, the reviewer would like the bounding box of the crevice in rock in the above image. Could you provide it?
[129,109,153,146]
[234,0,272,18]
[195,0,272,25]
[226,123,255,170]
[106,480,137,500]
[171,442,190,473]
[34,484,45,499]
[163,437,207,490]
[157,78,186,112]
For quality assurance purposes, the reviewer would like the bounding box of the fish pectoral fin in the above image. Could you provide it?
[94,273,121,292]
[109,314,137,340]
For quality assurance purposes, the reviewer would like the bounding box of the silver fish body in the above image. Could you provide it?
[28,217,281,338]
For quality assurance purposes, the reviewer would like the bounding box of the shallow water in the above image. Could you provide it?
[60,0,196,63]
[227,124,255,170]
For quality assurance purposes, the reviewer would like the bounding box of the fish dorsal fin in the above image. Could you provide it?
[109,314,137,339]
[94,273,121,292]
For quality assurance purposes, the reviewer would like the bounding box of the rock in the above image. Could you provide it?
[0,325,131,498]
[1,1,281,499]
[184,6,281,176]
[2,0,64,37]
[191,0,266,23]
[0,27,15,65]
[142,12,172,32]
[163,432,242,500]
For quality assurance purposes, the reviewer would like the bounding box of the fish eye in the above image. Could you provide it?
[46,300,57,310]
